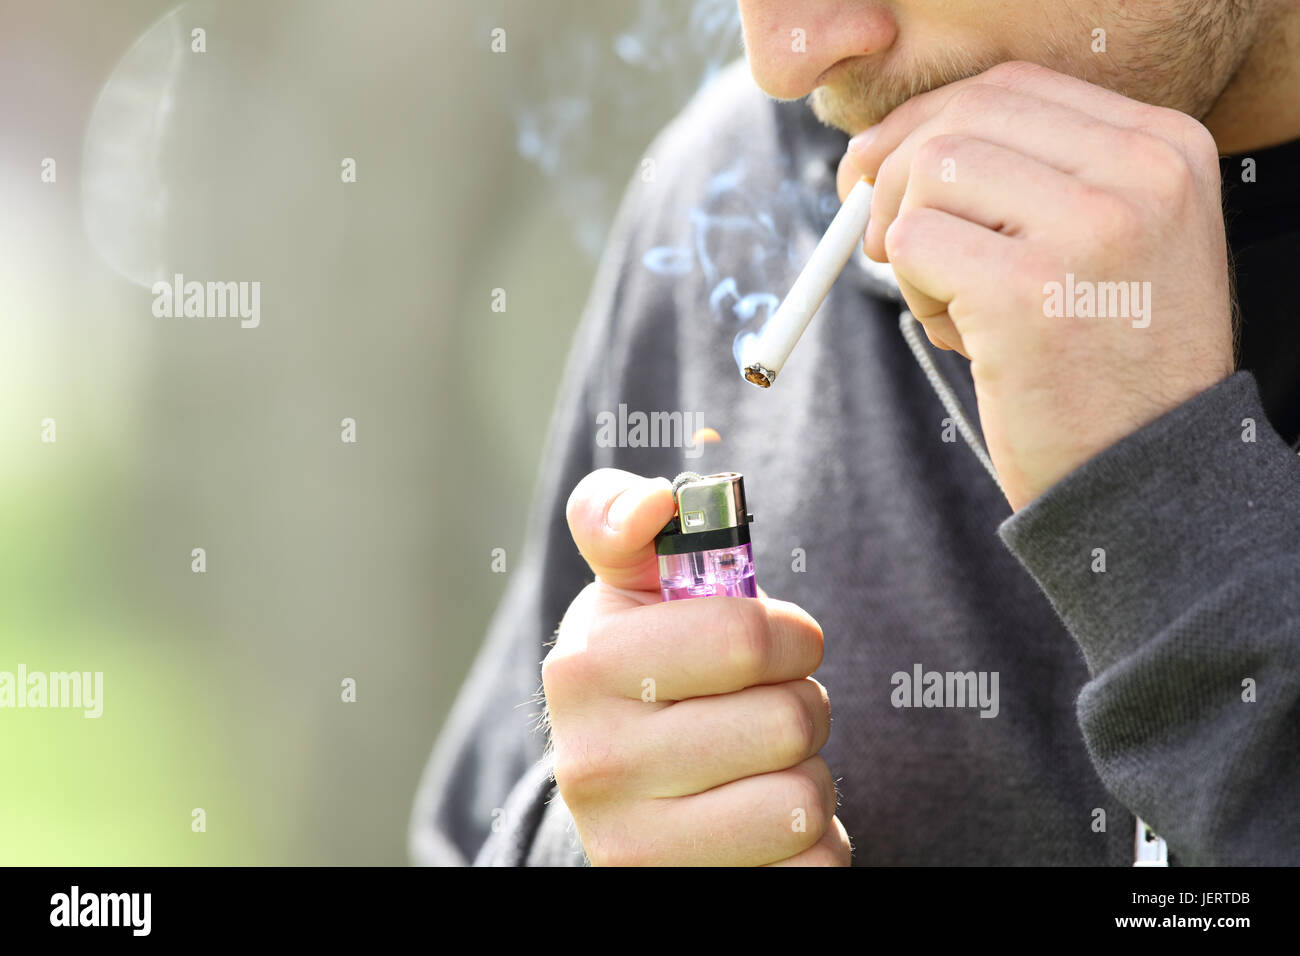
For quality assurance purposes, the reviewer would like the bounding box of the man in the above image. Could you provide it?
[412,0,1300,865]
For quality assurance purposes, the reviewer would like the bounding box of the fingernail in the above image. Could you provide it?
[847,125,879,154]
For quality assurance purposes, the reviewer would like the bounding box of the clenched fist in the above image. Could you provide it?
[838,60,1236,511]
[541,468,851,866]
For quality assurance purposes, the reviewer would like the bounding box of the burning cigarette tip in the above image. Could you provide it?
[739,178,874,390]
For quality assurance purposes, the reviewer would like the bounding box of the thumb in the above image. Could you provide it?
[566,469,675,592]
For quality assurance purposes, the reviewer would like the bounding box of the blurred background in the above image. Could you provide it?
[0,0,742,863]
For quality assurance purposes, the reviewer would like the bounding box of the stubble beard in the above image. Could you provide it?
[806,3,1264,136]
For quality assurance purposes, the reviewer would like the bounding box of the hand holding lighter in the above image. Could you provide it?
[654,471,758,601]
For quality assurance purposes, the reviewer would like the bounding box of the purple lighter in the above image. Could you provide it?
[654,471,758,602]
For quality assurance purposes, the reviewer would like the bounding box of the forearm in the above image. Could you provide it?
[999,370,1300,864]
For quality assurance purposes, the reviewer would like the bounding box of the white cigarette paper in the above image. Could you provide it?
[743,177,874,387]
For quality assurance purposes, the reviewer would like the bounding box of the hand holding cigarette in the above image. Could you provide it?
[541,468,850,865]
[826,61,1233,510]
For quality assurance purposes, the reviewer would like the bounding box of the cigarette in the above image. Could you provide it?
[742,177,874,388]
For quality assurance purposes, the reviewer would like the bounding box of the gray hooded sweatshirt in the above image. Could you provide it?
[411,61,1300,866]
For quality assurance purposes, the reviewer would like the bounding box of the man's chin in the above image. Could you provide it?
[807,87,893,136]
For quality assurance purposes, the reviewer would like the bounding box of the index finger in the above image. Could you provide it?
[843,60,1180,189]
[586,595,825,701]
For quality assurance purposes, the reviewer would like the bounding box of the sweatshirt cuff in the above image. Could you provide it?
[998,370,1300,676]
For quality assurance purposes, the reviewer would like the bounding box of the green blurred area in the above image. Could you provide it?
[0,424,267,863]
[0,0,728,863]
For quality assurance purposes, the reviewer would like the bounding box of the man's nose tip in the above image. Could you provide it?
[738,5,898,101]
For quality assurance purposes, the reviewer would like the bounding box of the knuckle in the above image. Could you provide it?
[799,606,826,658]
[1134,133,1196,202]
[1086,190,1142,244]
[722,598,771,685]
[810,677,832,727]
[913,134,964,173]
[944,83,1001,119]
[763,691,818,765]
[1068,180,1111,216]
[768,599,824,667]
[579,601,618,668]
[549,580,601,659]
[1185,120,1222,171]
[539,650,573,700]
[875,145,906,188]
[551,734,625,803]
[550,748,590,800]
[884,210,920,260]
[1157,108,1221,170]
[808,756,837,819]
[541,642,592,704]
[786,763,832,840]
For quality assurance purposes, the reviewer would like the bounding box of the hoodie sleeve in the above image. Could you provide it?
[998,370,1300,865]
